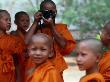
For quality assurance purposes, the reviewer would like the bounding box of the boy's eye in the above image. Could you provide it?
[31,47,37,51]
[41,48,47,51]
[81,53,86,56]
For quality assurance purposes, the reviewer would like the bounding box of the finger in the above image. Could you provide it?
[42,17,48,22]
[48,18,52,21]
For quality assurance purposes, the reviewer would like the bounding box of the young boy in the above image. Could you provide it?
[11,11,30,40]
[26,33,63,82]
[0,9,25,82]
[99,22,110,82]
[76,39,105,82]
[10,11,29,82]
[25,0,76,77]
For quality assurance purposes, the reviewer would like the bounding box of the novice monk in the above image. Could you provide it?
[11,11,30,40]
[76,39,105,82]
[25,0,76,77]
[99,22,110,82]
[10,11,30,82]
[26,33,63,82]
[0,10,25,82]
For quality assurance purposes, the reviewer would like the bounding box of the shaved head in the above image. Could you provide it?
[0,9,9,19]
[29,33,53,47]
[77,39,103,56]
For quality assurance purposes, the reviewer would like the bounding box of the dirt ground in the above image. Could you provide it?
[63,56,85,82]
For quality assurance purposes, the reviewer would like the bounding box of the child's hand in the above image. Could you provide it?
[34,11,42,23]
[43,17,54,28]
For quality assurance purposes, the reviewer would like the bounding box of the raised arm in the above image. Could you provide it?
[25,11,42,44]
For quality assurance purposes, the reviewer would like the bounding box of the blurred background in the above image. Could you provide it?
[1,0,110,82]
[1,0,110,39]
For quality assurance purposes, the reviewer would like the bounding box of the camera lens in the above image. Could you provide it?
[42,10,53,19]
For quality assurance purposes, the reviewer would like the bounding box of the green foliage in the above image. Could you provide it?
[25,0,110,34]
[59,0,110,33]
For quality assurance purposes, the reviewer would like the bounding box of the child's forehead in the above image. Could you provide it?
[29,38,49,48]
[0,12,10,17]
[19,14,29,19]
[78,42,88,48]
[18,14,29,18]
[78,42,94,51]
[43,3,56,10]
[33,37,47,42]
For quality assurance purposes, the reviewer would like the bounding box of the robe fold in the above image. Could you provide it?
[26,60,64,82]
[0,34,25,82]
[80,72,105,82]
[99,50,110,81]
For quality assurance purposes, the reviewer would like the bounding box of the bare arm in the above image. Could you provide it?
[44,18,67,48]
[25,21,37,44]
[25,12,42,44]
[51,25,67,48]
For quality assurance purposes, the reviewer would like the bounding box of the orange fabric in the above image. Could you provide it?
[11,30,25,40]
[39,24,76,72]
[26,60,64,82]
[80,72,105,82]
[12,31,26,82]
[25,24,76,75]
[99,50,110,81]
[0,34,25,82]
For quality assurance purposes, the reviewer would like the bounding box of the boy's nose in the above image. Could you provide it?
[76,56,82,62]
[8,20,11,24]
[35,50,41,55]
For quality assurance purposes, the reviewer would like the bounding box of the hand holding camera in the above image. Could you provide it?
[34,11,42,23]
[34,10,56,28]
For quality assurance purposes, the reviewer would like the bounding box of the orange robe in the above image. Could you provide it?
[80,72,105,82]
[11,30,27,82]
[0,34,25,82]
[99,50,110,81]
[25,24,76,76]
[26,60,64,82]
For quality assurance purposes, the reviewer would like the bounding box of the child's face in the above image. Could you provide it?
[76,43,98,71]
[0,13,11,31]
[101,28,110,46]
[28,38,50,65]
[16,14,30,31]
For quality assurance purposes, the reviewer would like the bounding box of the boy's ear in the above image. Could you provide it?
[48,47,54,58]
[48,51,54,58]
[96,54,101,63]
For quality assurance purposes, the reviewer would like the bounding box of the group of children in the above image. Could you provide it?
[0,0,110,82]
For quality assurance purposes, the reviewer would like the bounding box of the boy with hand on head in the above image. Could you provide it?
[26,33,63,82]
[99,22,110,82]
[76,39,105,82]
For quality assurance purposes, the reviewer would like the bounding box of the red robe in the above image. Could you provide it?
[25,24,76,79]
[99,50,110,81]
[11,30,27,82]
[0,34,25,82]
[26,60,64,82]
[80,72,105,82]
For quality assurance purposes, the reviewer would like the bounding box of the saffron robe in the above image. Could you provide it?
[25,24,76,74]
[80,72,105,82]
[26,60,64,82]
[99,50,110,81]
[0,34,25,82]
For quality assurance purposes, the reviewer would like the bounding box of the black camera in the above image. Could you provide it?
[37,10,56,29]
[41,10,56,19]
